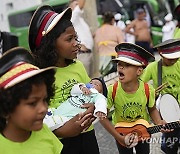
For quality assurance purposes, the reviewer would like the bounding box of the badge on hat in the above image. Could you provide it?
[154,39,180,59]
[113,43,155,67]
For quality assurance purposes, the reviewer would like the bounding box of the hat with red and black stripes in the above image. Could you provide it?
[113,43,155,67]
[154,39,180,59]
[28,5,72,51]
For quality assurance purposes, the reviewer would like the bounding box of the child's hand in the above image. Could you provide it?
[81,87,91,95]
[95,111,106,120]
[117,133,138,148]
[157,120,174,133]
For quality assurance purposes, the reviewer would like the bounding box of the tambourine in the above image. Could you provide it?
[156,94,180,122]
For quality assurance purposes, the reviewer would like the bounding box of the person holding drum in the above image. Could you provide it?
[141,39,180,154]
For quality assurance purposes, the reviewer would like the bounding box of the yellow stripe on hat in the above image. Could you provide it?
[0,63,38,85]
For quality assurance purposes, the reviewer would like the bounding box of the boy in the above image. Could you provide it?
[44,78,108,131]
[100,43,166,154]
[141,39,180,154]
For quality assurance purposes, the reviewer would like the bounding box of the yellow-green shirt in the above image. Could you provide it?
[141,60,180,103]
[107,80,155,125]
[0,124,62,154]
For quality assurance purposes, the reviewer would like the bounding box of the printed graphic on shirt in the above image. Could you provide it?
[163,74,178,99]
[121,102,144,122]
[60,79,78,102]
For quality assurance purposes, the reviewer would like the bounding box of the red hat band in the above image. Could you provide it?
[159,46,180,54]
[0,62,38,88]
[35,11,58,48]
[117,51,148,66]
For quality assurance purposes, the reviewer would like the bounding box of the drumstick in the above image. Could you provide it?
[155,82,169,93]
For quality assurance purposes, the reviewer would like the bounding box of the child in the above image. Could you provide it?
[44,78,108,131]
[0,47,62,154]
[99,43,166,154]
[141,39,180,154]
[28,5,99,154]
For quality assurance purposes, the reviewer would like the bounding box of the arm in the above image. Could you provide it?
[54,103,95,137]
[99,118,126,146]
[148,105,163,125]
[125,20,136,35]
[116,27,125,43]
[78,0,85,10]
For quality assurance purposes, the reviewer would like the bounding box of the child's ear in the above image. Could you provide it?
[137,67,143,76]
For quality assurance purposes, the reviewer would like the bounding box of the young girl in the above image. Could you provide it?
[0,47,62,154]
[100,43,168,154]
[28,5,99,154]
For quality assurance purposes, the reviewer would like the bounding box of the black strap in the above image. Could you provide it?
[158,59,162,86]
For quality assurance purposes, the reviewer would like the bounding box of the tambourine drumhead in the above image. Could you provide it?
[159,94,180,122]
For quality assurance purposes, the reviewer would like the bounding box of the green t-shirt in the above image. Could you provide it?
[173,27,180,39]
[50,60,93,131]
[50,60,90,108]
[141,60,180,103]
[107,80,155,124]
[0,124,63,154]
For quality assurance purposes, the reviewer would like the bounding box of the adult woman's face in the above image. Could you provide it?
[55,26,80,65]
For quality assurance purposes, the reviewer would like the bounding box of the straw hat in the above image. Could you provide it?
[0,47,55,89]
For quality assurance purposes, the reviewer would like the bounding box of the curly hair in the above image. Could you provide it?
[0,69,55,132]
[33,18,75,68]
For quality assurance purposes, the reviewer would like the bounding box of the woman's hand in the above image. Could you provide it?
[53,112,93,137]
[116,133,138,148]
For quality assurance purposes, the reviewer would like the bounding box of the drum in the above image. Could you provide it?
[157,94,180,122]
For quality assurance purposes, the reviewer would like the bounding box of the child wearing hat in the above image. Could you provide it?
[99,43,167,153]
[28,5,99,154]
[0,47,62,154]
[141,39,180,154]
[44,77,108,131]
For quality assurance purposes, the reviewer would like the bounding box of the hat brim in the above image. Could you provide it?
[112,56,143,66]
[45,8,72,35]
[5,66,56,89]
[160,52,180,59]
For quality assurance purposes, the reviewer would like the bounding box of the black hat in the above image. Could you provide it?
[174,4,180,21]
[0,47,34,77]
[174,4,180,16]
[113,43,155,67]
[91,77,108,98]
[154,39,180,59]
[28,5,72,51]
[0,47,55,89]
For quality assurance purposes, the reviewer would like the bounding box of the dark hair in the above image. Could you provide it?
[0,69,55,132]
[91,77,108,98]
[33,18,75,68]
[103,12,114,24]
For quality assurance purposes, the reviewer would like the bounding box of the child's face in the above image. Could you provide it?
[90,79,103,94]
[162,57,178,66]
[7,83,48,132]
[55,26,80,63]
[117,61,143,83]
